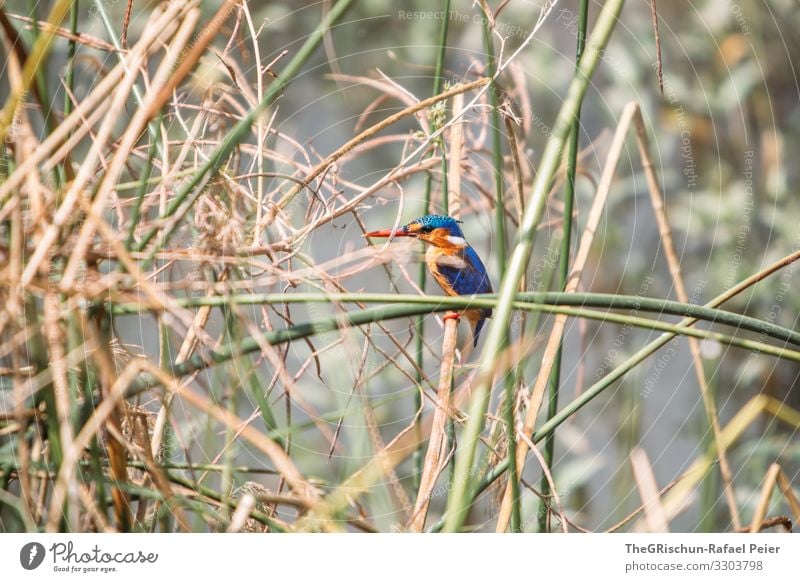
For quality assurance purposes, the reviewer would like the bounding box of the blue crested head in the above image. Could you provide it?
[403,214,464,237]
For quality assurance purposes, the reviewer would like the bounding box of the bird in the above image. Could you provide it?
[365,214,493,347]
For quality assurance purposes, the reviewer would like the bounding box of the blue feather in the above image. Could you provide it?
[432,245,492,346]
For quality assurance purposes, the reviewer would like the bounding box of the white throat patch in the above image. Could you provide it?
[446,236,467,247]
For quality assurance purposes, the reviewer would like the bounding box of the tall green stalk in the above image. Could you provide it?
[443,0,626,533]
[539,0,589,533]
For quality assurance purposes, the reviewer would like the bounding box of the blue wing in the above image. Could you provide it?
[433,245,493,346]
[435,245,492,297]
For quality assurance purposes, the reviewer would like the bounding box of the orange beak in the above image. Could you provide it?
[364,227,412,238]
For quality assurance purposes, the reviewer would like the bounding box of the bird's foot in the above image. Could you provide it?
[443,311,461,322]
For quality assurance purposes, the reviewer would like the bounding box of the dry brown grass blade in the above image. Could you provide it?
[632,106,741,529]
[496,101,642,531]
[91,323,133,532]
[634,395,800,530]
[504,115,526,223]
[735,515,792,533]
[3,18,37,529]
[749,463,781,533]
[649,0,664,95]
[408,93,466,532]
[144,364,320,502]
[59,7,200,290]
[630,447,670,532]
[747,464,800,533]
[517,430,568,533]
[775,470,800,526]
[407,322,457,531]
[18,4,187,287]
[144,0,241,120]
[269,77,490,223]
[7,13,120,52]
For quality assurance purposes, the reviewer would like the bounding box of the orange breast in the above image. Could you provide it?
[426,245,463,297]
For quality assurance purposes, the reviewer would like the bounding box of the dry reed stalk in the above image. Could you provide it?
[0,0,72,141]
[104,421,193,532]
[407,93,465,531]
[150,298,217,457]
[60,7,200,290]
[227,494,257,532]
[144,364,320,502]
[630,447,670,532]
[6,14,119,52]
[327,73,432,132]
[496,101,642,531]
[45,343,143,530]
[19,3,187,287]
[268,78,489,223]
[776,470,800,527]
[82,196,204,338]
[744,464,800,533]
[517,430,568,533]
[749,463,781,533]
[632,107,741,529]
[633,394,800,530]
[43,292,79,530]
[604,473,687,532]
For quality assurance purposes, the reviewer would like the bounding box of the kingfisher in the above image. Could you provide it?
[365,214,493,347]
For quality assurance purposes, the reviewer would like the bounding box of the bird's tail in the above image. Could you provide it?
[468,308,492,347]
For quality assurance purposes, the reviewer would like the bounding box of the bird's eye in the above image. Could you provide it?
[420,226,434,234]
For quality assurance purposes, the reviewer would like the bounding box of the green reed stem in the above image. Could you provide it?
[539,0,589,533]
[437,0,625,532]
[110,291,800,347]
[113,294,800,403]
